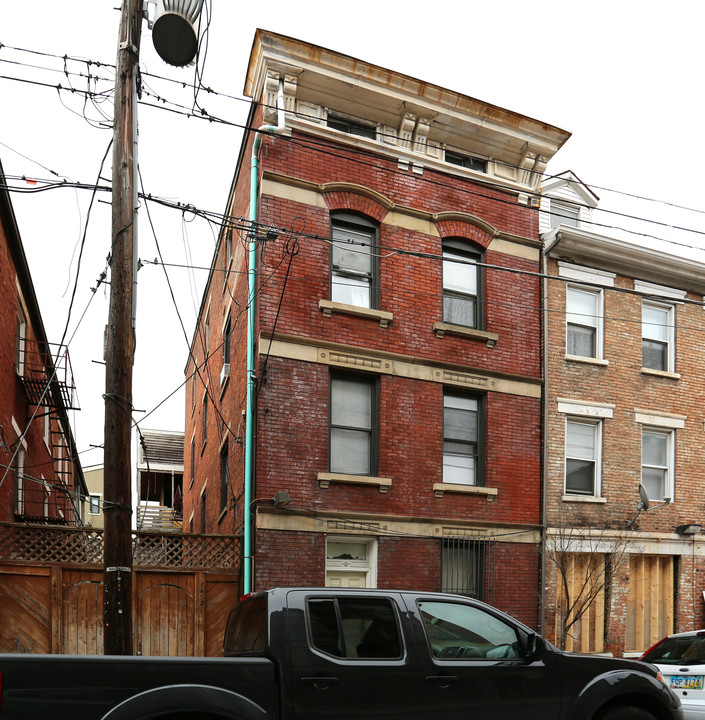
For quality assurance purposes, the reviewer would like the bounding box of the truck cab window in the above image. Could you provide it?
[223,594,268,655]
[307,597,402,659]
[418,600,520,660]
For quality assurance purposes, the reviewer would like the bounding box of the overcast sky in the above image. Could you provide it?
[1,0,704,472]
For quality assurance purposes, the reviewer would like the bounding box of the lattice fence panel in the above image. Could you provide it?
[0,523,102,564]
[0,523,239,570]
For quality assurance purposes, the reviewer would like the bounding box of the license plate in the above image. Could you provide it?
[670,675,704,690]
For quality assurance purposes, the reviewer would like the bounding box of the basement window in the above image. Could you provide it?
[327,113,377,140]
[445,150,487,173]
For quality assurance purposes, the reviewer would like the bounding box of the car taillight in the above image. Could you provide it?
[640,636,667,661]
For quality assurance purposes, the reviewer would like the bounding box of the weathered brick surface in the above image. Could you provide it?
[185,107,543,622]
[0,214,75,522]
[545,256,705,648]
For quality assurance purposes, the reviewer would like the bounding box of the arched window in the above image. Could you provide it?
[330,213,379,309]
[442,240,483,329]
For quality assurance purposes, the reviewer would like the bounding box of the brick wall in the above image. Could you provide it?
[545,255,705,650]
[186,114,544,618]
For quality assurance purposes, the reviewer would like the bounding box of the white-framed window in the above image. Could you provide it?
[566,285,602,359]
[642,301,674,372]
[565,419,601,496]
[16,302,27,375]
[641,428,674,501]
[43,479,51,518]
[202,392,208,445]
[89,494,101,514]
[330,213,378,309]
[325,536,378,588]
[43,412,51,448]
[443,393,481,486]
[14,446,26,515]
[330,372,377,476]
[550,200,580,229]
[223,313,232,366]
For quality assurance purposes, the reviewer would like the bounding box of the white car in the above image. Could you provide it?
[641,630,705,720]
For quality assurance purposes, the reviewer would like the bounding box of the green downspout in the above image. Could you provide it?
[244,79,285,595]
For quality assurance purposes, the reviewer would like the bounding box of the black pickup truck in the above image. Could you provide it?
[0,587,682,720]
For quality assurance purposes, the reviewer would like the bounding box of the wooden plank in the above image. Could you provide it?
[664,556,674,636]
[204,573,240,657]
[593,557,605,654]
[635,556,645,650]
[51,566,62,654]
[0,568,51,653]
[135,572,195,656]
[0,560,236,656]
[650,557,660,647]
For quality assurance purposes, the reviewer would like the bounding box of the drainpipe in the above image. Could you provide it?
[540,231,561,634]
[243,79,286,594]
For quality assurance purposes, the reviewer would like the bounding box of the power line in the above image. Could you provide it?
[3,43,705,230]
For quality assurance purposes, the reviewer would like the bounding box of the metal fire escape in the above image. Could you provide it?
[15,338,81,525]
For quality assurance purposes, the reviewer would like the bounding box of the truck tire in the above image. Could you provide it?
[598,707,657,720]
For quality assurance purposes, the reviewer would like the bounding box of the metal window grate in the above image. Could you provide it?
[441,535,496,603]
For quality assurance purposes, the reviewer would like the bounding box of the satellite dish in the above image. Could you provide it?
[638,483,650,511]
[152,0,204,67]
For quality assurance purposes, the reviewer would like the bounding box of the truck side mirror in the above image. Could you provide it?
[525,632,546,661]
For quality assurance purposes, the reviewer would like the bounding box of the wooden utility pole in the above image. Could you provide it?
[103,0,143,655]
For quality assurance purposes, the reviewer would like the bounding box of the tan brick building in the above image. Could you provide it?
[542,174,705,655]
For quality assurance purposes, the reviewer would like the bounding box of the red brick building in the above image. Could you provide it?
[184,31,569,628]
[0,159,86,525]
[542,174,705,654]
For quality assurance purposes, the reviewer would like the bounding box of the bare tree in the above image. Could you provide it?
[543,514,630,652]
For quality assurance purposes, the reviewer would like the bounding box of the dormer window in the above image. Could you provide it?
[327,114,376,140]
[445,150,487,173]
[550,200,580,229]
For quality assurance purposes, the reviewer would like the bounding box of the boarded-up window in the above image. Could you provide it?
[554,553,606,654]
[627,555,674,653]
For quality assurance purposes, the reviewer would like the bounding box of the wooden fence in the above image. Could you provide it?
[0,522,240,656]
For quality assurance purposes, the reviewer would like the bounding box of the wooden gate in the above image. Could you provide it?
[0,565,53,654]
[0,523,240,656]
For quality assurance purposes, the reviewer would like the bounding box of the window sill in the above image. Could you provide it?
[641,367,680,380]
[565,354,609,366]
[432,322,498,347]
[318,472,392,493]
[562,494,606,504]
[433,483,498,500]
[319,300,393,327]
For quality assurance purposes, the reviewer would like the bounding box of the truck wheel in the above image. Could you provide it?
[598,707,656,720]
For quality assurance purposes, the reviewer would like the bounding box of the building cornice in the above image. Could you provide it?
[544,227,705,296]
[246,30,570,192]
